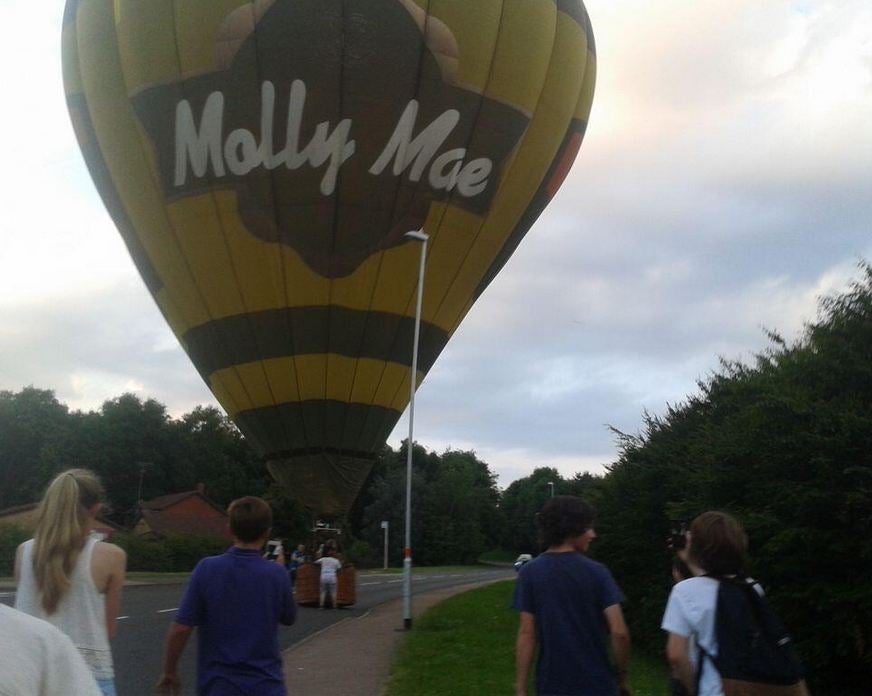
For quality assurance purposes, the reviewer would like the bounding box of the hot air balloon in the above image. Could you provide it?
[62,0,596,519]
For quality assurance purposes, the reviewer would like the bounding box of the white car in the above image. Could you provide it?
[513,553,533,572]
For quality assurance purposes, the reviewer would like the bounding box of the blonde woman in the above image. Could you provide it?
[14,469,127,696]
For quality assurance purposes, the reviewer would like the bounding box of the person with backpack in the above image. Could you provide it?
[661,511,808,696]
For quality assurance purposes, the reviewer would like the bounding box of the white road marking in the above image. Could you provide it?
[157,608,178,614]
[117,616,130,620]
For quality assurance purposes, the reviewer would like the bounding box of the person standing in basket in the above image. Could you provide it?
[156,496,296,696]
[14,469,127,696]
[316,545,342,608]
[513,496,632,696]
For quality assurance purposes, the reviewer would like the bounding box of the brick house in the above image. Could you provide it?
[133,484,231,542]
[0,502,122,540]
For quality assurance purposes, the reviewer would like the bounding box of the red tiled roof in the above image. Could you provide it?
[138,507,230,540]
[0,502,38,517]
[137,488,230,540]
[140,490,227,516]
[140,491,196,510]
[0,502,121,530]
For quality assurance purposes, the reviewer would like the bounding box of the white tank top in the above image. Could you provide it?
[15,534,114,680]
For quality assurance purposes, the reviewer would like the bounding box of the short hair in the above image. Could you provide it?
[537,496,596,549]
[227,496,272,543]
[688,511,748,576]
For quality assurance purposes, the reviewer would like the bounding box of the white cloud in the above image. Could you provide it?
[0,0,869,487]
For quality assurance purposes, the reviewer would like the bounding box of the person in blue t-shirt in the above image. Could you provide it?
[156,496,297,696]
[513,496,632,696]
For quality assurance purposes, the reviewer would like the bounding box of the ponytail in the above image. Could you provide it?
[32,469,104,614]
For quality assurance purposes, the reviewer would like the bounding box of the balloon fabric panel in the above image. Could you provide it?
[63,0,596,518]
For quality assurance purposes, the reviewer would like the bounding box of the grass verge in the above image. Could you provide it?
[360,565,496,575]
[384,580,669,696]
[479,549,517,564]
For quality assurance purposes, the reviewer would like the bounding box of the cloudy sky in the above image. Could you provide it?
[1,0,870,487]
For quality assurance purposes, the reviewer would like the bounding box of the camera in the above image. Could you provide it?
[668,520,688,551]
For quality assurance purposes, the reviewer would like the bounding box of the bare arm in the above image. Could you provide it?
[14,543,24,585]
[103,545,127,640]
[515,611,536,696]
[666,633,695,695]
[156,622,194,694]
[604,604,632,693]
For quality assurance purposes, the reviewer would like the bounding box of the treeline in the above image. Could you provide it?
[0,386,511,563]
[589,264,872,694]
[2,264,870,690]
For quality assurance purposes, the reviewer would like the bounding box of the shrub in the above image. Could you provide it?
[114,533,229,572]
[347,539,373,567]
[0,525,30,576]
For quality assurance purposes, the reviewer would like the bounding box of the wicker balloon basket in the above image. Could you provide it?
[295,562,357,607]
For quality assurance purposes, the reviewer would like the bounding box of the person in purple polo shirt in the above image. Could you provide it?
[156,496,296,696]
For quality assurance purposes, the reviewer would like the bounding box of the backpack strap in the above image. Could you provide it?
[695,641,709,695]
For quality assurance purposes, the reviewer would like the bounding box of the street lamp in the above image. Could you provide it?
[403,229,429,631]
[136,461,153,502]
[381,520,390,571]
[547,481,555,498]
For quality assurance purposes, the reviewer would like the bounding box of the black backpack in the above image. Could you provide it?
[698,576,810,696]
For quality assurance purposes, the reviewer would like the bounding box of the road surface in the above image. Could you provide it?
[1,567,513,694]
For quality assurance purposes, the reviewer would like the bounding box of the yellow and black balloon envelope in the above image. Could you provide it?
[63,0,596,518]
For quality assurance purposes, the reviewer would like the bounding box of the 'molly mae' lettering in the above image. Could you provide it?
[130,0,530,277]
[174,80,494,200]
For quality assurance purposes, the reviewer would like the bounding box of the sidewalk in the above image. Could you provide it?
[283,578,505,696]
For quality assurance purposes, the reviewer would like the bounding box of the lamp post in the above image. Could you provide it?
[136,461,152,502]
[403,229,429,630]
[547,481,555,498]
[381,520,390,570]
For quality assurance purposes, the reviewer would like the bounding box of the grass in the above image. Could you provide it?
[360,565,495,575]
[126,571,192,583]
[384,580,669,696]
[479,549,517,564]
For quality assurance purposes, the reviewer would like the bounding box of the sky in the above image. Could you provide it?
[1,0,870,488]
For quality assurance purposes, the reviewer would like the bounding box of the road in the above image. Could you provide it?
[1,567,513,695]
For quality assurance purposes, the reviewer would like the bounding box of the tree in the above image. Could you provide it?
[593,263,872,693]
[499,467,563,553]
[0,387,71,508]
[171,406,265,506]
[354,442,503,566]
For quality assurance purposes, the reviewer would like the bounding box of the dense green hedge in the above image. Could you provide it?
[0,527,230,576]
[593,265,872,695]
[114,533,230,573]
[0,525,30,576]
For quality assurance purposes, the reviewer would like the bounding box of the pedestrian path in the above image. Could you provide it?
[283,577,505,696]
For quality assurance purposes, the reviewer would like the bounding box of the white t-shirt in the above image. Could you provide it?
[0,604,102,696]
[662,576,723,696]
[662,576,764,696]
[316,556,342,582]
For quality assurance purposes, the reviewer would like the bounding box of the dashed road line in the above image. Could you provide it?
[157,608,178,614]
